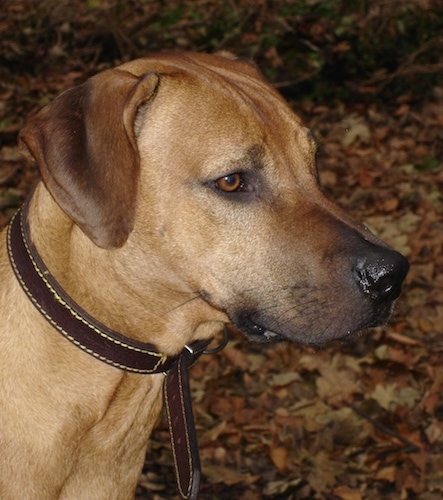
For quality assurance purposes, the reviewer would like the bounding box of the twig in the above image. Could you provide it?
[362,35,443,90]
[364,62,443,86]
[273,68,322,89]
[343,400,421,453]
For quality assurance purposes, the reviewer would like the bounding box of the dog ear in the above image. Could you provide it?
[18,70,160,248]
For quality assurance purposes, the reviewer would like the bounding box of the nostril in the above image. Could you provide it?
[355,251,409,303]
[357,266,391,301]
[382,283,394,296]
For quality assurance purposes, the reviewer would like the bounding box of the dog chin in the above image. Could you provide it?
[237,320,356,346]
[232,316,287,343]
[242,324,286,343]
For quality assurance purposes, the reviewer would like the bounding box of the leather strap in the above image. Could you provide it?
[165,341,210,499]
[6,197,228,499]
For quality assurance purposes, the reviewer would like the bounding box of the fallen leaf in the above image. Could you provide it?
[396,387,422,409]
[222,345,249,370]
[263,477,302,495]
[341,114,371,146]
[375,466,396,482]
[203,464,259,486]
[270,446,288,472]
[307,451,346,493]
[316,365,360,399]
[387,331,422,346]
[369,383,398,410]
[200,420,227,442]
[333,484,363,500]
[425,421,443,444]
[269,372,302,386]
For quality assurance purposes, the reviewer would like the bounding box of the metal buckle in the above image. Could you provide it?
[203,326,229,355]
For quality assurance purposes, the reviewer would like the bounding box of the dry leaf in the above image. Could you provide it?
[369,383,398,410]
[425,422,443,444]
[333,484,363,500]
[222,345,249,370]
[200,420,227,442]
[316,364,360,399]
[269,372,302,386]
[270,446,288,472]
[263,477,302,495]
[203,464,259,486]
[341,114,371,146]
[387,331,421,346]
[307,451,346,493]
[375,466,396,482]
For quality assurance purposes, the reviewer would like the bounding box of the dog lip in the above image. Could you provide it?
[233,316,286,343]
[233,299,395,345]
[232,281,400,346]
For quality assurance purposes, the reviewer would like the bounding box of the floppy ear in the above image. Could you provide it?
[18,69,160,248]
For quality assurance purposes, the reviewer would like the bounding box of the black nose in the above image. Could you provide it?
[355,248,409,303]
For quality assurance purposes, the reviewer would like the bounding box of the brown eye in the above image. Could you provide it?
[215,173,243,192]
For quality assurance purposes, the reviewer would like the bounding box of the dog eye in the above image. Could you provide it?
[215,173,245,192]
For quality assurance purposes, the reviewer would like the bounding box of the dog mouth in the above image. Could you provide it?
[231,302,394,346]
[232,316,287,343]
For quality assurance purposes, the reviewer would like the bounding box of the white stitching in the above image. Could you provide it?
[165,359,194,499]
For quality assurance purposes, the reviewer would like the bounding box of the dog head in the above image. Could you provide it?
[18,52,409,346]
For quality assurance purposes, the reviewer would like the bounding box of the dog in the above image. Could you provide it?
[0,51,408,498]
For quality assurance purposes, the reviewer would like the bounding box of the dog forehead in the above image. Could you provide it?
[129,53,316,182]
[128,55,305,131]
[134,64,264,154]
[120,52,292,121]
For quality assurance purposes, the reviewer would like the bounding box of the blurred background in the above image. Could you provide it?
[1,1,442,498]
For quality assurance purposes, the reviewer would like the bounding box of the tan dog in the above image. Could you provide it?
[0,52,408,498]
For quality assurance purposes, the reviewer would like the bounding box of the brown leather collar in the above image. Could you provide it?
[7,196,228,499]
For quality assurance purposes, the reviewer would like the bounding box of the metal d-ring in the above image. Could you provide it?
[204,326,229,355]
